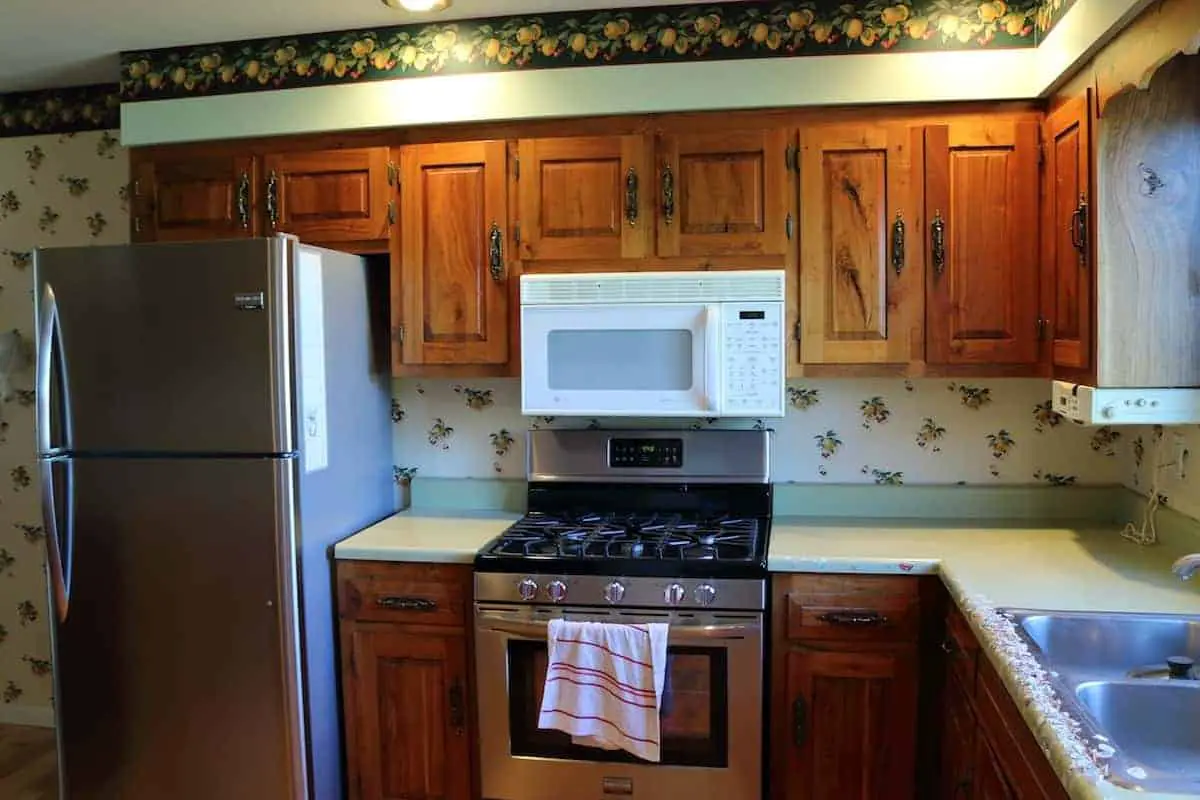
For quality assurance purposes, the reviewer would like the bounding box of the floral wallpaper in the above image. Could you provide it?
[119,0,1075,103]
[0,85,121,140]
[391,378,1126,488]
[0,130,128,722]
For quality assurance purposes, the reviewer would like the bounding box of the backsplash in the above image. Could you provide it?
[0,130,128,723]
[392,378,1127,487]
[1122,426,1200,524]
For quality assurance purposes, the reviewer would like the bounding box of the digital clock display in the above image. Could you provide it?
[609,438,684,468]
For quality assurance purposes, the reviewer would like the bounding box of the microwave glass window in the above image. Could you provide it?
[506,640,729,767]
[547,330,693,391]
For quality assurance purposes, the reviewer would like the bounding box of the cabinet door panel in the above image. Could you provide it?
[780,646,918,800]
[1045,94,1093,374]
[799,124,922,364]
[264,147,391,243]
[973,735,1016,800]
[518,136,650,261]
[342,625,471,800]
[397,140,508,368]
[132,155,257,241]
[938,673,975,800]
[926,119,1040,365]
[657,129,791,257]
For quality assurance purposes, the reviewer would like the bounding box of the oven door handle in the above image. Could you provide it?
[478,619,757,642]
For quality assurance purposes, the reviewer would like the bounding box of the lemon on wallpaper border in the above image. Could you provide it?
[881,5,910,25]
[626,30,648,51]
[497,45,514,64]
[413,52,430,69]
[198,54,221,72]
[750,22,769,43]
[693,14,718,34]
[1004,13,1027,34]
[718,27,738,46]
[766,30,783,49]
[906,16,930,37]
[539,38,557,56]
[484,37,502,58]
[517,25,540,45]
[787,9,813,30]
[603,20,624,40]
[811,22,833,42]
[351,38,376,57]
[244,60,261,79]
[374,50,395,69]
[843,18,865,40]
[658,27,677,48]
[673,37,690,54]
[274,46,296,65]
[399,45,418,65]
[147,74,163,89]
[219,65,237,82]
[294,59,312,75]
[568,32,587,53]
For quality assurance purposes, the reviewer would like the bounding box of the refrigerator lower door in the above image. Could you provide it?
[51,456,307,800]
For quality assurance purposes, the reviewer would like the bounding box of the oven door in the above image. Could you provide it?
[475,605,762,800]
[520,304,719,417]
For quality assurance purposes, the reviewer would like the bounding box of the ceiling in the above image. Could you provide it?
[0,0,697,93]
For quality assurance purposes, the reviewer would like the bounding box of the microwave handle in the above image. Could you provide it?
[705,304,722,413]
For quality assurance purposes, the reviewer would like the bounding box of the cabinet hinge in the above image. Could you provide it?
[513,222,521,245]
[1038,144,1047,168]
[387,200,397,226]
[785,144,800,173]
[513,156,520,181]
[785,212,794,241]
[133,217,143,234]
[793,320,802,343]
[395,324,405,345]
[1037,317,1048,341]
[387,160,398,186]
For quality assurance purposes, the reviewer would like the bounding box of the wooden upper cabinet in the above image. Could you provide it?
[341,626,472,800]
[799,124,923,365]
[395,140,509,369]
[262,147,392,244]
[517,136,650,262]
[925,118,1040,366]
[131,154,257,242]
[777,646,919,800]
[656,129,793,258]
[1044,94,1093,376]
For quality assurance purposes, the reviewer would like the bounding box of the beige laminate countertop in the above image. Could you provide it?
[337,512,1200,800]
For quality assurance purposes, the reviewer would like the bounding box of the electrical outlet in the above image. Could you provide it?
[1173,433,1189,480]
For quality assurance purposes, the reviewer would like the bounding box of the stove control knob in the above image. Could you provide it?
[694,583,717,607]
[517,578,539,601]
[664,583,686,606]
[547,580,568,603]
[603,581,626,605]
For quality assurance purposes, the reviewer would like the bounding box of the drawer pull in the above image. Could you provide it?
[818,610,888,627]
[377,596,438,612]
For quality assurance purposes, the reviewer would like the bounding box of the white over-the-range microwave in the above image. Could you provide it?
[520,270,786,418]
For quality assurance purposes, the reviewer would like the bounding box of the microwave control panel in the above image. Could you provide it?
[722,303,784,416]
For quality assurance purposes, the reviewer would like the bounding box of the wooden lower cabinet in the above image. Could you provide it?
[338,561,474,800]
[974,734,1017,800]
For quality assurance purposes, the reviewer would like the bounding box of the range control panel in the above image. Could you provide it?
[609,437,684,468]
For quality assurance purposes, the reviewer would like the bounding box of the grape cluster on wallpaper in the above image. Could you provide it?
[392,378,1138,488]
[0,130,129,723]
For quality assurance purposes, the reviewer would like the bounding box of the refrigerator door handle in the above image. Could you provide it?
[36,282,72,455]
[40,459,72,623]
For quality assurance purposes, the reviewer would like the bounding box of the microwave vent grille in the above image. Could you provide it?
[521,271,785,305]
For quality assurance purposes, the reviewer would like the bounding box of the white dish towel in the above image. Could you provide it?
[537,619,669,762]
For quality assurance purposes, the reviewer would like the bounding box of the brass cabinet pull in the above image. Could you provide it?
[265,170,279,229]
[376,596,437,612]
[236,171,250,229]
[488,221,504,281]
[818,610,888,627]
[625,167,639,227]
[891,211,906,275]
[448,678,466,735]
[661,162,675,226]
[1070,194,1088,265]
[931,210,946,277]
[792,697,807,746]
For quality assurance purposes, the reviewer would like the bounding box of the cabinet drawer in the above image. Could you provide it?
[337,561,470,627]
[777,574,921,642]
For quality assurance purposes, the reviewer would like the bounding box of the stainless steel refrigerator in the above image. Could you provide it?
[33,235,394,800]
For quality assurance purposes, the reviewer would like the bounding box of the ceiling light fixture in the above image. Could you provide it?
[381,0,450,11]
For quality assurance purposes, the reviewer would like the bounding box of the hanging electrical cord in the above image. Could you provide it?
[1123,433,1172,546]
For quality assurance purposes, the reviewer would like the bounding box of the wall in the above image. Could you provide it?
[392,378,1126,488]
[0,130,128,725]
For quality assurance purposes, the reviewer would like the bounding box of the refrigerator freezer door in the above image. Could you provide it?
[34,238,294,456]
[51,456,306,800]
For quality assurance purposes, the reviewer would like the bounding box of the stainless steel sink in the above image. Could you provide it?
[1003,609,1200,794]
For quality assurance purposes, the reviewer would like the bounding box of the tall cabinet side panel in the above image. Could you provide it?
[291,243,393,800]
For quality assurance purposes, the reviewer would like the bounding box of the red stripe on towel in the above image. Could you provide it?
[548,663,655,697]
[556,638,653,670]
[542,708,659,746]
[544,676,657,709]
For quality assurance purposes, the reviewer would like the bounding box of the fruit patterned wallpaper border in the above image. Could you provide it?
[0,85,121,140]
[118,0,1078,103]
[0,130,129,718]
[391,377,1126,488]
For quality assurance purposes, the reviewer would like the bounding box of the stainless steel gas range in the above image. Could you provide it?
[473,428,772,800]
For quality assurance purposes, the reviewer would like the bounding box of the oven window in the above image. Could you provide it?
[546,330,693,391]
[507,641,728,767]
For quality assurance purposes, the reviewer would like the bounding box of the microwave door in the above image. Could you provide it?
[521,304,713,417]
